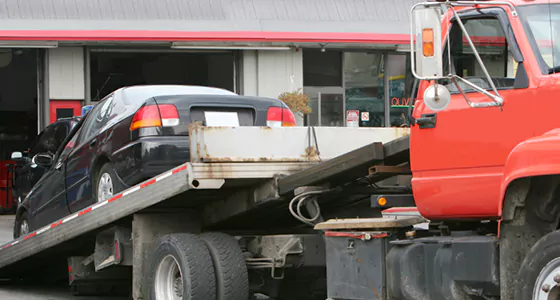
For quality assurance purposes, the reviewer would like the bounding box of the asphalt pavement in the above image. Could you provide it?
[0,215,129,300]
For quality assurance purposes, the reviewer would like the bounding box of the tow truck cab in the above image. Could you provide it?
[410,0,560,220]
[408,1,560,299]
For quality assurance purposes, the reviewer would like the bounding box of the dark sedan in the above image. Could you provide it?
[14,85,297,237]
[11,117,81,205]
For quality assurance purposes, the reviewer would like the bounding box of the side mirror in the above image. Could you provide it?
[11,152,22,160]
[32,153,53,167]
[411,5,443,79]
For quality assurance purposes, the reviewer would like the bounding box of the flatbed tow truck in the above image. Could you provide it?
[4,0,560,299]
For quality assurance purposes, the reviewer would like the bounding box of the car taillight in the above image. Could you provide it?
[130,104,179,131]
[158,104,180,127]
[267,107,296,127]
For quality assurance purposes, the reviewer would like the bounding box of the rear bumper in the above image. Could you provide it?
[112,136,190,187]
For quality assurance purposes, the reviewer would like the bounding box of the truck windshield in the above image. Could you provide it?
[518,4,560,74]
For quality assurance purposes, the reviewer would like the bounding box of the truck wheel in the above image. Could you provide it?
[95,162,123,203]
[148,234,216,300]
[13,211,29,239]
[201,232,249,300]
[516,230,560,300]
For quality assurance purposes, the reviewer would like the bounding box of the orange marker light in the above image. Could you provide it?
[422,28,435,57]
[378,197,387,207]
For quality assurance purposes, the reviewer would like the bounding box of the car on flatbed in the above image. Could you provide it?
[13,84,298,238]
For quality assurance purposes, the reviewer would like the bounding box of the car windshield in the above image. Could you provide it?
[518,3,560,74]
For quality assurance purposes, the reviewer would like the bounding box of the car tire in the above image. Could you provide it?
[148,233,216,300]
[13,210,29,239]
[94,162,124,203]
[515,230,560,300]
[200,232,249,300]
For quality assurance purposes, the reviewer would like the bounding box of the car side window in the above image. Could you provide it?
[28,131,47,157]
[44,123,68,155]
[78,94,114,144]
[59,127,81,161]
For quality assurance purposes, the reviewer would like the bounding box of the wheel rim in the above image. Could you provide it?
[155,255,184,300]
[97,172,113,202]
[19,219,29,237]
[533,257,560,300]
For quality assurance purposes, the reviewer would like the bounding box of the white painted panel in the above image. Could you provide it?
[241,50,258,96]
[189,125,410,163]
[256,49,303,99]
[48,47,85,100]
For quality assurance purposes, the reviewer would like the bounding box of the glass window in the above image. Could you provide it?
[439,17,517,93]
[388,54,416,127]
[78,94,114,144]
[344,52,385,127]
[28,132,47,157]
[44,123,69,155]
[518,4,560,74]
[303,50,343,86]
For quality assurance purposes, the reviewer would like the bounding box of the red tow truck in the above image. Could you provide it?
[0,0,559,299]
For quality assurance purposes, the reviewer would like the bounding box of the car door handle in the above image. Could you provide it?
[416,113,437,129]
[89,139,97,149]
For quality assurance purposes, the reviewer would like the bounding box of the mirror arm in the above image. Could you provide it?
[449,5,503,101]
[450,75,504,108]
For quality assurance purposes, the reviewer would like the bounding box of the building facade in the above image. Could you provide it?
[0,0,422,158]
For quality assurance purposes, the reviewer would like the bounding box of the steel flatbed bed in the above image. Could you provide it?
[0,125,410,297]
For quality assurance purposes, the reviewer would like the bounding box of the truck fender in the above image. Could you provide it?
[499,128,560,215]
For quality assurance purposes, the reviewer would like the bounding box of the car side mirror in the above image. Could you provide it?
[11,152,23,160]
[32,153,53,167]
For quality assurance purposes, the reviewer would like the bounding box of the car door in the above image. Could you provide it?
[14,131,49,202]
[26,124,74,229]
[65,94,114,213]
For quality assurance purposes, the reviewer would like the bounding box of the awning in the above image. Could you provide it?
[0,0,423,45]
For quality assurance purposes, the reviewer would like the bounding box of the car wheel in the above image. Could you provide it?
[14,211,29,239]
[95,162,124,203]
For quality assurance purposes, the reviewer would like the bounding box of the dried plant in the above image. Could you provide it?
[278,88,312,117]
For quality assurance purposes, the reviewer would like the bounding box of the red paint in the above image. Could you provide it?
[172,165,187,174]
[23,232,36,240]
[51,220,63,228]
[411,1,558,220]
[383,207,419,214]
[78,207,92,216]
[108,194,123,203]
[0,30,410,44]
[140,179,156,188]
[49,100,82,124]
[324,232,389,239]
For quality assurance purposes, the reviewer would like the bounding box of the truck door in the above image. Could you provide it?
[410,8,534,218]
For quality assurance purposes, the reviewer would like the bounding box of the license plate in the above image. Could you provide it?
[204,111,240,127]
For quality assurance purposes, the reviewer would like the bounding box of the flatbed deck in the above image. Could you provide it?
[0,126,410,282]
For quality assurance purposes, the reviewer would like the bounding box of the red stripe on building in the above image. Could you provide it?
[0,30,411,44]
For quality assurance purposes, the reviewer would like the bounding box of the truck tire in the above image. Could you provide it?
[148,234,216,300]
[515,230,560,300]
[94,162,124,203]
[201,232,249,300]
